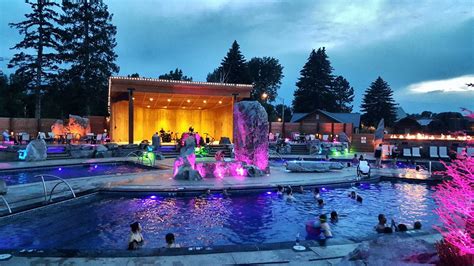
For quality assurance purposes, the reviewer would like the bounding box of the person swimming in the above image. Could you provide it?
[296,185,305,194]
[356,195,363,203]
[313,187,321,199]
[348,191,356,199]
[317,198,324,207]
[330,211,338,223]
[128,222,144,250]
[315,214,333,238]
[277,185,284,196]
[199,188,212,198]
[165,233,181,248]
[222,188,231,198]
[285,188,295,201]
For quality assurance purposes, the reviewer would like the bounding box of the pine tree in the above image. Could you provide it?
[159,68,192,81]
[248,57,283,102]
[8,0,62,119]
[293,48,335,113]
[60,0,119,116]
[206,40,250,84]
[360,76,398,127]
[332,75,354,112]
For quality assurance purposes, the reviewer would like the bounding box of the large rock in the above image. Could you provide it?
[173,135,203,180]
[233,101,269,172]
[286,160,344,172]
[68,114,91,138]
[24,139,47,161]
[307,139,321,155]
[51,119,65,136]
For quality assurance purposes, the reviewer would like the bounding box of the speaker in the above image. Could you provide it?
[219,137,231,145]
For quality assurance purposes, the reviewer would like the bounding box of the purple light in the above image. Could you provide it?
[321,187,327,191]
[266,191,272,195]
[58,168,62,171]
[94,165,98,169]
[150,195,157,199]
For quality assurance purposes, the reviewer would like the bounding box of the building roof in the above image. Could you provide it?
[396,107,408,121]
[290,110,361,127]
[416,118,433,126]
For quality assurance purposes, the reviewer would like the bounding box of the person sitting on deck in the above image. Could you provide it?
[128,222,144,250]
[352,154,359,166]
[165,233,181,248]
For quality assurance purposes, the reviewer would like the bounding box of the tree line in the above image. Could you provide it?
[2,0,399,129]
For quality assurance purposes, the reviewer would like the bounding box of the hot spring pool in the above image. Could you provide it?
[0,182,439,250]
[0,162,155,186]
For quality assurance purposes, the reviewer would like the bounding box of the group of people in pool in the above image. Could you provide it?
[128,222,180,250]
[374,214,422,234]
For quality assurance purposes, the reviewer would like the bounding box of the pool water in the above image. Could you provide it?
[0,162,153,186]
[0,182,439,250]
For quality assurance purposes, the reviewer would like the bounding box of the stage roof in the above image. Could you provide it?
[108,76,253,110]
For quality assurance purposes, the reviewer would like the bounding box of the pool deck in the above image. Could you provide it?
[0,157,442,265]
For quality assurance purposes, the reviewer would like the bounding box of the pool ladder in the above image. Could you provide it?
[0,180,12,213]
[34,174,76,203]
[126,151,155,167]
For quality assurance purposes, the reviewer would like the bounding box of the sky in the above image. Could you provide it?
[0,0,473,114]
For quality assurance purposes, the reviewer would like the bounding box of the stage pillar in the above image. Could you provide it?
[128,88,135,144]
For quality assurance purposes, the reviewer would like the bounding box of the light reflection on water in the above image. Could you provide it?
[0,182,439,249]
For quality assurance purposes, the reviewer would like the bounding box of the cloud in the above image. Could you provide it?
[407,75,474,94]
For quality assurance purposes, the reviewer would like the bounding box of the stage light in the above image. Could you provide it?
[167,99,171,102]
[149,98,153,101]
[187,99,191,103]
[203,100,207,103]
[182,106,185,109]
[164,106,167,108]
[218,101,222,104]
[198,107,202,109]
[147,105,150,108]
[132,97,135,100]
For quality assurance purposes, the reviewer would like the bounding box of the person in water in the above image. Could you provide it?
[315,214,333,238]
[356,195,363,203]
[199,189,212,198]
[165,233,181,248]
[128,222,144,250]
[330,211,339,223]
[296,185,305,194]
[277,185,284,196]
[375,214,387,233]
[317,198,324,207]
[222,188,231,198]
[285,188,295,201]
[313,187,321,199]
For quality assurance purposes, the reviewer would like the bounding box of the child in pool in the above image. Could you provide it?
[128,222,144,250]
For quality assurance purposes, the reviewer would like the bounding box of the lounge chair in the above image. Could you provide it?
[412,147,421,158]
[429,146,439,159]
[439,146,449,159]
[403,148,411,158]
[467,147,474,157]
[357,160,370,177]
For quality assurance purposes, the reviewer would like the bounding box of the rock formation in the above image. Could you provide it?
[173,135,203,180]
[24,139,47,161]
[233,101,269,174]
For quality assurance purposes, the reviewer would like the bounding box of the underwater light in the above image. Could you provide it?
[150,195,157,199]
[58,168,62,171]
[94,165,98,169]
[266,191,272,195]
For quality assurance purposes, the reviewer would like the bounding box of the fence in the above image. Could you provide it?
[0,116,107,138]
[270,122,354,139]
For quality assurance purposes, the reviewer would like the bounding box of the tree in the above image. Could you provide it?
[159,68,192,81]
[360,76,398,127]
[60,0,119,116]
[128,73,140,78]
[433,156,474,256]
[293,48,335,113]
[8,0,62,119]
[248,57,283,102]
[274,104,293,122]
[331,75,354,112]
[206,40,250,84]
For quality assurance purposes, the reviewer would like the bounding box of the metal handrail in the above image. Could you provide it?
[34,174,76,203]
[126,150,154,166]
[0,196,12,213]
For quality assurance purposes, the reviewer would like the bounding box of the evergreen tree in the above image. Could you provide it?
[331,75,354,112]
[248,57,283,102]
[8,0,62,119]
[128,73,140,78]
[159,68,192,81]
[293,48,335,113]
[60,0,119,116]
[360,76,398,127]
[274,104,293,122]
[206,40,250,84]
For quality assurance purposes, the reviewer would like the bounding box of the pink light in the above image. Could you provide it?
[236,166,244,176]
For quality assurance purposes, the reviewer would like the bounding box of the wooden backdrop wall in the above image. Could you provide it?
[110,101,233,143]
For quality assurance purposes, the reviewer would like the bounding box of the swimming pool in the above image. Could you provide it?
[0,162,155,186]
[0,181,439,250]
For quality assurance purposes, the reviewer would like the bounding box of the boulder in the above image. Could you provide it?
[173,135,203,180]
[24,139,47,161]
[307,139,321,155]
[68,115,91,137]
[233,101,269,173]
[95,145,108,152]
[244,164,265,177]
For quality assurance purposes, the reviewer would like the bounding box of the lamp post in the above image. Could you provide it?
[261,93,286,137]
